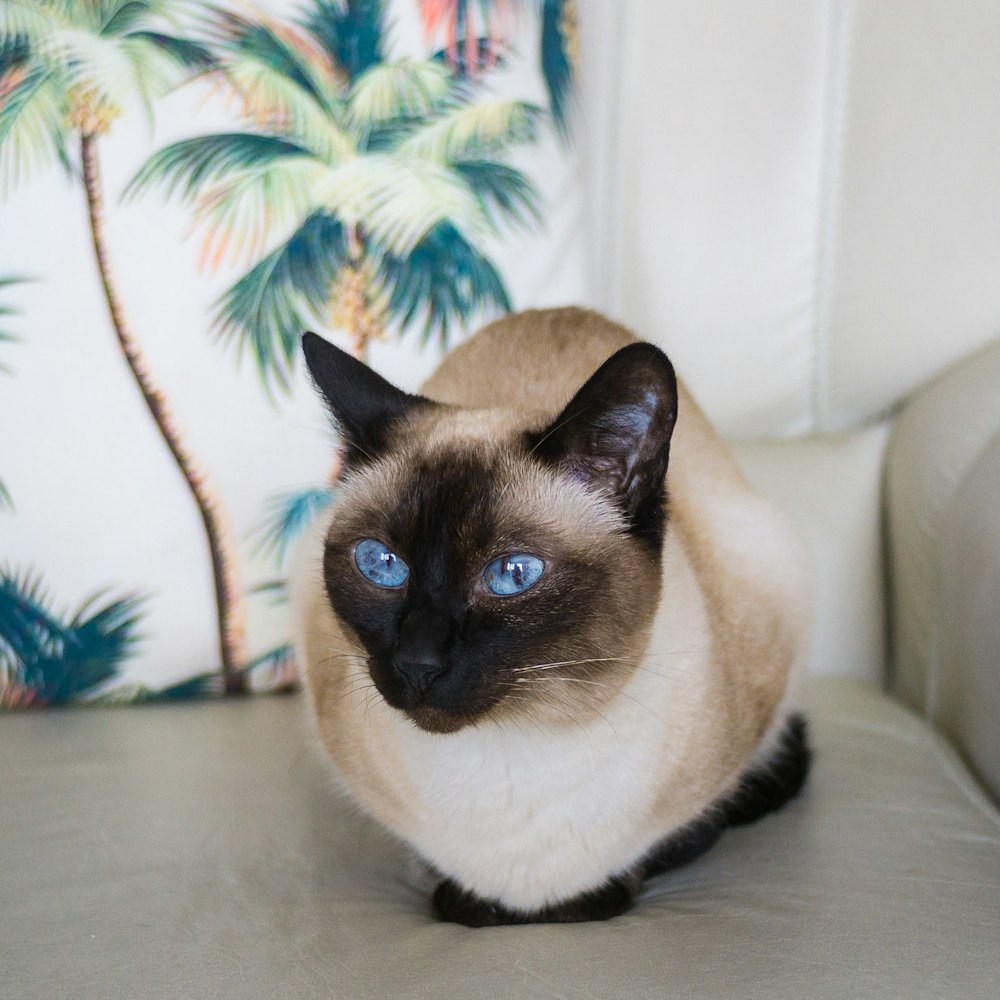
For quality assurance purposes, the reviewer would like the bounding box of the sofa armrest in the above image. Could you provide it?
[885,337,1000,800]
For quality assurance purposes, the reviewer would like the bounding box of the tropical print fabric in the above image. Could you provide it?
[0,0,582,707]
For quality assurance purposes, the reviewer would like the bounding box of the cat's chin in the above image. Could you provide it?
[404,704,482,735]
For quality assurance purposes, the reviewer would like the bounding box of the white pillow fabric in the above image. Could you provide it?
[0,0,585,705]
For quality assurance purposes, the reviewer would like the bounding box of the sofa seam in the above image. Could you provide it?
[809,0,854,434]
[602,0,628,316]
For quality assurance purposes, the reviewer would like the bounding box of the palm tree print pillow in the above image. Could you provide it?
[0,0,582,707]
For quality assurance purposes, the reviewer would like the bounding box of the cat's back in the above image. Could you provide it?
[422,306,749,499]
[420,307,637,411]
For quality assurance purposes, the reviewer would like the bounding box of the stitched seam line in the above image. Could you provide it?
[810,0,854,434]
[601,2,628,314]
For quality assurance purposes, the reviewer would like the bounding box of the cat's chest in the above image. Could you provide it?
[388,699,670,907]
[404,720,655,824]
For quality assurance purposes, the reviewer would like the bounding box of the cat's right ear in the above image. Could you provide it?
[302,332,429,464]
[528,343,678,545]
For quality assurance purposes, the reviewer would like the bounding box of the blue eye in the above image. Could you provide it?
[483,553,545,596]
[355,539,409,588]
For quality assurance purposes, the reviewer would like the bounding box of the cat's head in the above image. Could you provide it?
[303,332,678,734]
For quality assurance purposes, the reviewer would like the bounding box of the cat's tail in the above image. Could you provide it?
[641,713,812,879]
[718,712,812,827]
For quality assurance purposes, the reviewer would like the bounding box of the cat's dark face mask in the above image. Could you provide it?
[302,332,677,734]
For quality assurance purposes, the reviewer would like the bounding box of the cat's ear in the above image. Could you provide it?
[530,343,678,535]
[302,332,430,464]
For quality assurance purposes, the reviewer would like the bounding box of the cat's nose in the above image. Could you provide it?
[392,607,453,703]
[394,656,447,703]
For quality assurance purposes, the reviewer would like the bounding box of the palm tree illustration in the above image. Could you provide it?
[419,0,577,141]
[419,0,514,74]
[0,2,249,692]
[127,0,544,385]
[0,567,145,708]
[0,559,242,706]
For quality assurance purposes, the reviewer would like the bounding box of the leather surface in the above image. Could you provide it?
[885,338,1000,798]
[579,1,1000,438]
[3,680,998,1000]
[936,431,1000,800]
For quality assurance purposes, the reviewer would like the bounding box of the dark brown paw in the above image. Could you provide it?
[433,879,524,926]
[641,813,725,878]
[433,874,641,927]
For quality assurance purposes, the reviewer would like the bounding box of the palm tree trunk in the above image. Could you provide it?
[80,134,248,694]
[347,315,368,363]
[345,224,368,362]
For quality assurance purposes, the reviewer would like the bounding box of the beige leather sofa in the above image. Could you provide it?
[4,3,999,998]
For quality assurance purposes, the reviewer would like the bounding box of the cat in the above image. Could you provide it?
[291,307,811,927]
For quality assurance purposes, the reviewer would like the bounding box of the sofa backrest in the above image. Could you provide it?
[578,0,1000,440]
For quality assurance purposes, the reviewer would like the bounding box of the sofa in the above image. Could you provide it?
[3,2,999,998]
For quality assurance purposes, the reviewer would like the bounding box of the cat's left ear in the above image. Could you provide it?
[530,343,678,534]
[302,332,430,464]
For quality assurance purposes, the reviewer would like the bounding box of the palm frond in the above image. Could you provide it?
[0,567,146,707]
[0,65,71,195]
[378,221,511,347]
[48,21,209,117]
[0,5,213,184]
[85,669,224,704]
[122,30,216,72]
[100,1,179,38]
[362,116,424,152]
[347,59,451,129]
[204,6,352,162]
[144,670,223,700]
[302,0,385,84]
[218,54,353,163]
[244,640,297,693]
[205,7,335,105]
[191,156,328,271]
[118,32,193,117]
[0,340,16,374]
[0,32,30,77]
[540,0,575,143]
[420,0,515,77]
[39,24,137,112]
[246,579,289,607]
[214,211,348,393]
[430,36,504,78]
[399,99,541,162]
[126,132,311,201]
[454,159,540,231]
[0,2,77,41]
[0,274,27,366]
[251,485,335,566]
[320,153,490,256]
[0,276,24,508]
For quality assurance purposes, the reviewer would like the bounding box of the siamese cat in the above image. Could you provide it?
[292,307,811,927]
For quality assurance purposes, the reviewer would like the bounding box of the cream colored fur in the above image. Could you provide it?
[291,308,810,911]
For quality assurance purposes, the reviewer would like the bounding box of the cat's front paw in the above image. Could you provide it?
[433,878,522,927]
[432,874,640,927]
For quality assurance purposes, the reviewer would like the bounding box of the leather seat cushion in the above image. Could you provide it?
[3,677,998,999]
